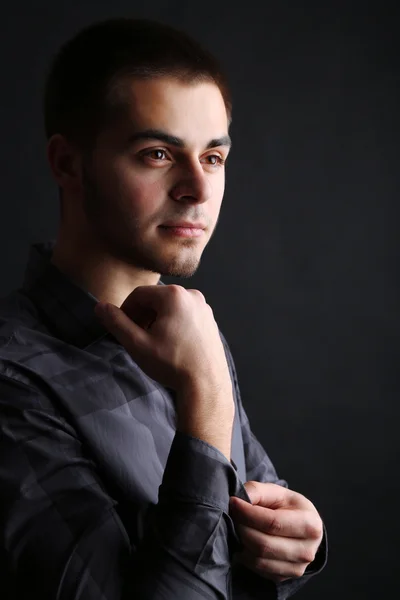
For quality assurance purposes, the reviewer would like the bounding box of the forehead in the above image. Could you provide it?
[111,77,229,145]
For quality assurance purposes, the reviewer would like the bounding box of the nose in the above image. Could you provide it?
[169,162,213,204]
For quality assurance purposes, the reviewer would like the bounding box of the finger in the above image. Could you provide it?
[186,288,206,302]
[236,551,308,581]
[229,499,322,540]
[125,304,158,330]
[95,302,149,352]
[235,524,317,564]
[121,283,186,320]
[244,481,312,511]
[121,284,170,315]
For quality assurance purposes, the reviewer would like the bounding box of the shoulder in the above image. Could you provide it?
[0,289,65,390]
[0,289,43,341]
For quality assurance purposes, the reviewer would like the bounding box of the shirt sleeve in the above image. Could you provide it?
[219,332,328,600]
[0,372,245,600]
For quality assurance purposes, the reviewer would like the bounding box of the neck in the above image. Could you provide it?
[51,225,160,307]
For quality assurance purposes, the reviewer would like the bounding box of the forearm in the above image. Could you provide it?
[0,373,243,599]
[176,378,235,461]
[129,431,243,599]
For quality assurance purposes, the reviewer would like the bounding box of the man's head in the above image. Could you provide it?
[45,18,232,278]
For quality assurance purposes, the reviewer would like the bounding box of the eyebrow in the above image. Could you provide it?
[126,128,232,150]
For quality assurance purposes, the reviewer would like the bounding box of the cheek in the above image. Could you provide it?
[211,175,225,213]
[110,164,166,215]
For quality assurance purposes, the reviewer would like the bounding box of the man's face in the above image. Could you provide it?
[80,77,231,278]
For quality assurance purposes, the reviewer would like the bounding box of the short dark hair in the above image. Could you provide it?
[43,18,232,151]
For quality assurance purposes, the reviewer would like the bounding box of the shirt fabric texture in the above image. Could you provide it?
[0,241,327,599]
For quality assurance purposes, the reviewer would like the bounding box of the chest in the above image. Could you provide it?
[44,342,247,507]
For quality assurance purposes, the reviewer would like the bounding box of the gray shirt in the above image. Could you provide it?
[0,240,326,599]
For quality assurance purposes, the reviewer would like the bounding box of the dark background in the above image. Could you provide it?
[1,2,399,598]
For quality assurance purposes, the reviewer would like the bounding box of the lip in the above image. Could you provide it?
[160,221,206,229]
[160,223,204,238]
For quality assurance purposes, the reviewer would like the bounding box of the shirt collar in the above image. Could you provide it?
[21,240,163,349]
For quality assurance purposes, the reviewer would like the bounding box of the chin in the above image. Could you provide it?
[142,237,202,278]
[158,257,201,278]
[160,266,199,278]
[131,252,201,278]
[104,233,200,276]
[155,249,203,277]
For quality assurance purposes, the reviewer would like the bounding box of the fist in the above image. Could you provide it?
[95,284,232,395]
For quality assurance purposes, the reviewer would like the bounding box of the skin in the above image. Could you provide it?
[47,75,323,582]
[48,77,231,307]
[229,481,323,582]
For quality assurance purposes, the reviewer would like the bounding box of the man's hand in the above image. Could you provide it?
[229,481,323,582]
[95,285,235,459]
[95,284,232,395]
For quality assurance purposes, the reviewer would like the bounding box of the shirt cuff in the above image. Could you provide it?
[159,430,244,513]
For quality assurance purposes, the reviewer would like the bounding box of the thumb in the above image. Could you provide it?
[243,480,259,504]
[243,481,291,509]
[95,302,149,353]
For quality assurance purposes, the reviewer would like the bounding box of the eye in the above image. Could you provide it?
[143,148,168,161]
[203,154,226,167]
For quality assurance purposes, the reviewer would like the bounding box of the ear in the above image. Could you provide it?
[47,134,83,196]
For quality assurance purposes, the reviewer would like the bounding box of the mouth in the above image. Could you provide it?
[160,221,206,229]
[159,225,205,238]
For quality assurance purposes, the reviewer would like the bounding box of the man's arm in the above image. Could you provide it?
[0,372,243,600]
[219,332,328,600]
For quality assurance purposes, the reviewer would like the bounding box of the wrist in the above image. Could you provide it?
[175,379,234,460]
[177,372,233,405]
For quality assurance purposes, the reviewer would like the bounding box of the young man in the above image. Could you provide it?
[0,18,327,599]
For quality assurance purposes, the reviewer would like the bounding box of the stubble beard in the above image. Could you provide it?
[81,165,207,278]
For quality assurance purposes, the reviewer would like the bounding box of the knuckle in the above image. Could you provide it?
[291,564,307,578]
[299,547,316,564]
[290,490,311,510]
[168,284,186,296]
[188,289,206,302]
[268,514,283,535]
[270,563,292,579]
[306,515,323,540]
[245,481,259,494]
[253,556,267,573]
[167,284,189,308]
[259,542,273,559]
[206,304,215,318]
